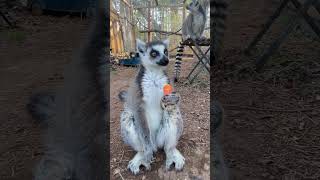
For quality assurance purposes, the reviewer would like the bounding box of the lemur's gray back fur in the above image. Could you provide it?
[181,0,207,40]
[28,0,108,179]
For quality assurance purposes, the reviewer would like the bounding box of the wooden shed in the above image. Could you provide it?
[110,5,125,55]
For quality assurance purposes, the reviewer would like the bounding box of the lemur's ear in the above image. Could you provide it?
[163,39,170,48]
[136,39,146,54]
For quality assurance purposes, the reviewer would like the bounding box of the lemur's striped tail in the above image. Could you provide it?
[174,42,185,82]
[212,0,228,62]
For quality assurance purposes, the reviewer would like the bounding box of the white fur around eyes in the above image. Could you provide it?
[139,44,169,68]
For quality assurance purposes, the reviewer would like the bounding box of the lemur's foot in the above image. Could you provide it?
[197,36,206,41]
[128,152,152,175]
[184,35,191,41]
[165,149,185,171]
[190,36,197,41]
[161,93,180,107]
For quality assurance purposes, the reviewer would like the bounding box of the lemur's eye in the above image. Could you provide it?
[164,49,168,56]
[150,50,158,58]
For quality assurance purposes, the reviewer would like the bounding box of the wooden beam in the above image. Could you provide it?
[129,0,136,50]
[134,4,184,9]
[120,0,131,7]
[148,1,151,42]
[111,7,135,27]
[112,21,119,54]
[110,9,119,16]
[140,29,182,36]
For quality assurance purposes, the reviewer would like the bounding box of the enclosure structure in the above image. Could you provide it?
[110,4,125,55]
[110,0,210,58]
[110,0,135,57]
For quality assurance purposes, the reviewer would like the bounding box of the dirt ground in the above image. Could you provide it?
[1,0,320,179]
[0,10,89,179]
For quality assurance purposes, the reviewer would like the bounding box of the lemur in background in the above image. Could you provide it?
[27,0,108,179]
[174,0,208,82]
[118,39,185,174]
[182,0,208,41]
[174,0,228,82]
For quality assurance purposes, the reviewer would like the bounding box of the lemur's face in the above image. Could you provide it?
[186,0,200,11]
[136,39,170,68]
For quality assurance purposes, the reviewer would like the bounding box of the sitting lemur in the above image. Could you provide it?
[118,39,185,174]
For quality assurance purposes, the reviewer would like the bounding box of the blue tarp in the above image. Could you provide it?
[119,57,141,66]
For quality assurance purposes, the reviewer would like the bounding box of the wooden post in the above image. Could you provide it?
[113,21,119,54]
[130,0,136,51]
[119,20,125,53]
[148,1,151,42]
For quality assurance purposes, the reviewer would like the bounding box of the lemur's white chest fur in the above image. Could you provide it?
[141,68,168,136]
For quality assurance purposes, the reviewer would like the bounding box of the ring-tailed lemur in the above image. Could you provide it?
[174,0,208,82]
[174,0,228,82]
[27,0,108,179]
[118,39,185,174]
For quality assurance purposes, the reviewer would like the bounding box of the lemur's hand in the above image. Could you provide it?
[161,93,180,109]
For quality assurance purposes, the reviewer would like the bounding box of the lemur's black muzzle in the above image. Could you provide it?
[157,57,169,66]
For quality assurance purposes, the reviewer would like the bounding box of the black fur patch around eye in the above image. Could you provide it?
[150,49,159,58]
[138,48,144,54]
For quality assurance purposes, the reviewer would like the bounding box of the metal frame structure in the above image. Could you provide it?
[245,0,320,71]
[180,38,211,83]
[0,10,14,28]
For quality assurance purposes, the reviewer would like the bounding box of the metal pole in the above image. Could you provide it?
[244,0,290,55]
